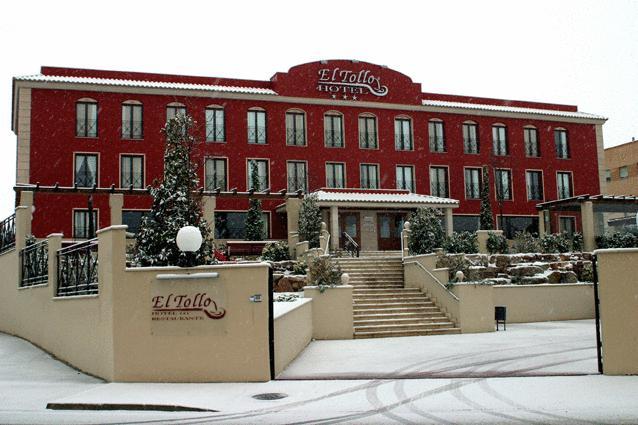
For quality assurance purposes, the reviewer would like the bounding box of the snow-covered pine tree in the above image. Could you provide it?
[134,114,213,266]
[298,193,321,248]
[479,166,494,230]
[245,160,264,241]
[407,207,445,255]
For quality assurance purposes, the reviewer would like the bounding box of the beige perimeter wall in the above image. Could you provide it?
[274,299,312,376]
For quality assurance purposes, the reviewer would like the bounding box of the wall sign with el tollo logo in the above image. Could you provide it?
[152,292,226,321]
[316,68,389,98]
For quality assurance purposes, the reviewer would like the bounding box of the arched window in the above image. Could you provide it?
[395,115,413,150]
[76,98,98,137]
[492,123,508,156]
[122,100,143,139]
[554,128,569,159]
[523,125,540,157]
[206,105,225,142]
[247,107,266,144]
[166,102,186,121]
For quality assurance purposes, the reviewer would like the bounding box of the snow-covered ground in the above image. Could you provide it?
[2,322,638,424]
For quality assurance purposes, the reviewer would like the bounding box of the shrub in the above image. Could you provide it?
[445,255,472,282]
[512,231,540,253]
[572,232,584,252]
[261,241,290,261]
[408,208,445,255]
[307,256,342,293]
[596,229,638,249]
[298,194,322,248]
[540,232,571,253]
[486,232,508,254]
[443,232,478,254]
[291,261,307,275]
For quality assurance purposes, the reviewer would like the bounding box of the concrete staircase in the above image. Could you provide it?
[334,254,461,339]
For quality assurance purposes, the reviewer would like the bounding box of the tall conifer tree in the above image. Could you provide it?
[479,166,494,230]
[245,160,264,240]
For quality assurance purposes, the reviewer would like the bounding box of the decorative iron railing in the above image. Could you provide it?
[121,120,143,139]
[247,126,267,144]
[429,136,446,152]
[286,129,305,146]
[0,214,16,254]
[121,172,144,189]
[464,138,479,154]
[395,135,413,150]
[205,127,225,142]
[20,240,48,287]
[431,182,449,198]
[324,130,343,147]
[359,132,377,149]
[360,179,378,189]
[343,232,360,258]
[465,183,481,199]
[528,185,544,200]
[326,178,345,189]
[556,143,569,159]
[76,119,97,138]
[397,180,415,192]
[56,238,99,297]
[525,142,540,157]
[287,177,307,193]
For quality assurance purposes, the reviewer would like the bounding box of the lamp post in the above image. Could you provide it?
[176,225,203,267]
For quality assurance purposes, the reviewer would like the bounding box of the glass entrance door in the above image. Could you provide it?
[377,213,405,250]
[339,212,360,248]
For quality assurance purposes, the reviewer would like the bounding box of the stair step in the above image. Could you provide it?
[353,288,421,294]
[354,297,432,304]
[354,316,450,326]
[355,321,456,331]
[354,328,462,339]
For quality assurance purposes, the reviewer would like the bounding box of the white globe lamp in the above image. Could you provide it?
[176,226,203,253]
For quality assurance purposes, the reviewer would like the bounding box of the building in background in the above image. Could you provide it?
[10,60,607,248]
[604,138,638,196]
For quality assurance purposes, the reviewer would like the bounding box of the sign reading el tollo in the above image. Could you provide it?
[316,68,389,97]
[152,292,226,322]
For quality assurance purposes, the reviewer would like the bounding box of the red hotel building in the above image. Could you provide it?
[10,60,607,250]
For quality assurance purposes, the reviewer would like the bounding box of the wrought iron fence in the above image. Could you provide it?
[395,135,413,150]
[122,120,143,139]
[286,129,305,146]
[20,240,48,287]
[528,185,543,200]
[247,126,267,144]
[464,138,479,154]
[76,119,97,137]
[359,132,377,149]
[431,182,449,198]
[57,238,99,296]
[324,130,343,147]
[287,177,307,193]
[0,214,16,254]
[327,178,345,188]
[465,183,480,199]
[429,136,446,152]
[206,127,225,142]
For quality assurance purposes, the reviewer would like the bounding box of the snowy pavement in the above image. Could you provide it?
[2,322,638,424]
[279,320,598,379]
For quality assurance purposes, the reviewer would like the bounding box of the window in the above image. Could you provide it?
[122,210,148,235]
[120,155,144,189]
[359,115,377,149]
[395,118,412,150]
[324,113,343,147]
[287,161,307,192]
[430,167,449,197]
[122,102,143,139]
[619,166,629,179]
[463,122,479,154]
[559,216,576,236]
[526,170,544,200]
[524,127,540,157]
[605,169,611,182]
[396,165,414,192]
[557,172,573,199]
[247,159,269,191]
[215,212,269,239]
[286,111,306,146]
[76,101,97,137]
[360,164,379,189]
[555,129,570,159]
[73,210,98,239]
[205,107,225,142]
[492,125,508,156]
[205,158,228,191]
[247,110,267,144]
[498,216,539,239]
[74,154,98,187]
[464,168,481,199]
[166,104,186,121]
[429,120,445,152]
[326,162,345,188]
[495,169,512,200]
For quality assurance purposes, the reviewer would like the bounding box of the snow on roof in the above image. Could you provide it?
[422,99,606,120]
[14,74,278,96]
[312,190,458,205]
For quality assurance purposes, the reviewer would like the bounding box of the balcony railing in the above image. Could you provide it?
[57,238,99,297]
[464,138,479,154]
[496,185,512,200]
[493,140,508,156]
[206,127,225,142]
[75,173,96,188]
[429,136,446,152]
[556,144,570,159]
[287,177,307,193]
[397,180,415,192]
[205,176,227,191]
[465,183,480,199]
[528,185,543,200]
[122,173,143,189]
[430,182,449,198]
[359,132,377,149]
[247,126,267,144]
[558,188,572,199]
[525,143,540,157]
[360,179,378,189]
[249,176,269,191]
[122,120,143,139]
[20,240,48,287]
[76,119,97,137]
[326,178,345,188]
[324,130,343,147]
[0,214,16,254]
[286,129,305,146]
[395,135,413,150]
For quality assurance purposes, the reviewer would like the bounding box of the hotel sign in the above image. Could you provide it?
[316,68,389,97]
[152,292,226,321]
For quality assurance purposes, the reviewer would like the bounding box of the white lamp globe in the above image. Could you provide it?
[176,226,203,252]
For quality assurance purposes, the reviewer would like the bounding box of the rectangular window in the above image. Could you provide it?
[76,102,97,137]
[166,105,186,121]
[247,159,269,191]
[464,168,481,199]
[215,211,270,239]
[396,165,414,192]
[286,112,306,146]
[247,110,267,144]
[122,210,148,235]
[326,162,345,188]
[526,170,544,200]
[287,161,308,192]
[430,167,449,197]
[74,154,98,187]
[619,166,629,179]
[360,164,379,189]
[463,122,479,154]
[73,210,98,239]
[555,129,570,159]
[495,169,513,200]
[324,114,343,147]
[120,155,144,189]
[205,158,228,191]
[605,169,611,182]
[557,172,573,199]
[524,127,540,157]
[492,125,508,156]
[559,216,576,236]
[395,118,413,150]
[429,121,446,152]
[205,108,225,142]
[121,104,143,139]
[359,116,377,149]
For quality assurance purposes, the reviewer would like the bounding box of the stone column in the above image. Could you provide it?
[401,221,411,258]
[330,205,339,251]
[538,210,546,237]
[286,197,302,255]
[581,201,595,252]
[203,195,216,239]
[15,206,31,252]
[444,208,454,237]
[96,225,128,283]
[47,233,63,298]
[109,193,124,227]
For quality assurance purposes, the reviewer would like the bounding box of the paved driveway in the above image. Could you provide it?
[278,320,598,379]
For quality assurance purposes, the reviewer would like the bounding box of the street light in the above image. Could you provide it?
[176,225,202,267]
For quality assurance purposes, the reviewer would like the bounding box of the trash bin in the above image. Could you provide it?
[495,306,507,331]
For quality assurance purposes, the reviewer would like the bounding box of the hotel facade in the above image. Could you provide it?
[10,60,607,250]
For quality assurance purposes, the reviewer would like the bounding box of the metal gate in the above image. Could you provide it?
[592,254,603,374]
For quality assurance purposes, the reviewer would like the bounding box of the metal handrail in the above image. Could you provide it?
[342,232,359,257]
[56,238,99,297]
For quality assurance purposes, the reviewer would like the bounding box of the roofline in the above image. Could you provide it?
[604,139,638,151]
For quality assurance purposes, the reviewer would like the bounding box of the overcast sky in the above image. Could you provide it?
[0,0,636,217]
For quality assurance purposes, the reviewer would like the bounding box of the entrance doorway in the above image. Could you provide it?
[339,212,360,248]
[377,213,405,250]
